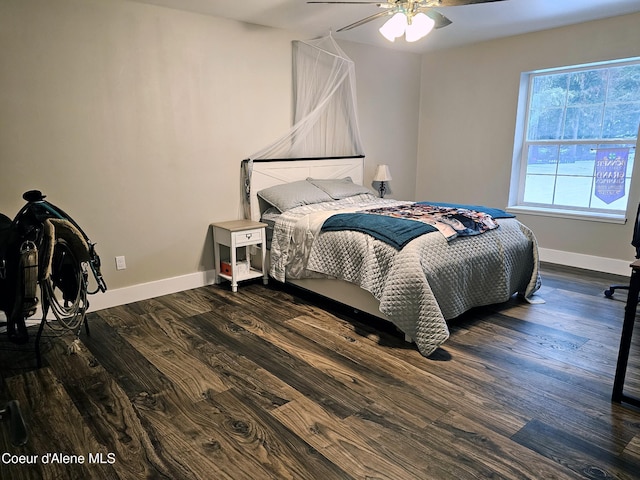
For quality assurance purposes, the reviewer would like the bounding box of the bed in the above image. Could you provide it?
[244,157,541,357]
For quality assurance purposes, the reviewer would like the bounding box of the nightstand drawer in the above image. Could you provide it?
[233,228,263,246]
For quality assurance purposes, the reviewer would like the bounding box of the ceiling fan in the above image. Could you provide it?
[308,0,508,42]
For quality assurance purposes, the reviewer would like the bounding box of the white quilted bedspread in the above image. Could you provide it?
[269,195,541,356]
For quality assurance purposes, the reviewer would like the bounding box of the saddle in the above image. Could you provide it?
[0,191,106,344]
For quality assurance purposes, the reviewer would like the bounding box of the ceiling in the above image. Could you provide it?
[129,0,640,53]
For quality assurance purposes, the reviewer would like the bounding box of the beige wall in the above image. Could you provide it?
[417,13,640,268]
[339,41,421,200]
[0,0,421,298]
[3,0,636,304]
[0,0,296,292]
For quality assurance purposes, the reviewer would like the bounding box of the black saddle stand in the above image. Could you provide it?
[0,399,28,446]
[1,301,90,369]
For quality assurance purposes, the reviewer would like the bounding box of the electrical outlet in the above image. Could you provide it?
[115,256,127,270]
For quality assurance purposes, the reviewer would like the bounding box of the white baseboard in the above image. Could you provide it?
[86,269,218,313]
[538,248,631,277]
[0,270,219,325]
[90,250,631,312]
[1,250,629,320]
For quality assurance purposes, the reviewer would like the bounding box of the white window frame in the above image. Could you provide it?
[508,57,640,224]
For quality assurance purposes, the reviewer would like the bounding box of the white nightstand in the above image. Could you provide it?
[211,219,268,292]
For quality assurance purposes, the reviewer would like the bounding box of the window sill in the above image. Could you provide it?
[506,205,627,224]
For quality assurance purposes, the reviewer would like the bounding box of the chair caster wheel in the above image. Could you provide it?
[604,289,614,298]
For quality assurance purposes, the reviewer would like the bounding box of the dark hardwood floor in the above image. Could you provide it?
[1,263,639,479]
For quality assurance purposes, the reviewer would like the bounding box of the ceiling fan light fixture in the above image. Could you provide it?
[405,12,435,42]
[379,12,407,42]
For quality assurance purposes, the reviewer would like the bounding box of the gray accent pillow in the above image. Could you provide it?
[257,180,333,212]
[307,177,374,199]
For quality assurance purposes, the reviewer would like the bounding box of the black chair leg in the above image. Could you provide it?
[605,285,630,298]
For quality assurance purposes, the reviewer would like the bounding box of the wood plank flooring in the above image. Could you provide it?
[1,263,639,479]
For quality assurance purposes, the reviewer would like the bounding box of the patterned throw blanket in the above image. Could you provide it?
[321,202,514,248]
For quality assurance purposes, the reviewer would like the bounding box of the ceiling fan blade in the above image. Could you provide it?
[336,10,392,32]
[422,9,452,29]
[435,0,508,6]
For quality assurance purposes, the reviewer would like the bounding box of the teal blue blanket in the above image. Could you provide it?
[321,213,437,249]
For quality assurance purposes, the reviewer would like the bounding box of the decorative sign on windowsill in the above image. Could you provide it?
[595,148,629,204]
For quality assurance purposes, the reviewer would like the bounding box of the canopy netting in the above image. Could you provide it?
[242,34,364,218]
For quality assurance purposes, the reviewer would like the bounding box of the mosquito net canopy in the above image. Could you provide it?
[241,34,364,218]
[248,34,364,160]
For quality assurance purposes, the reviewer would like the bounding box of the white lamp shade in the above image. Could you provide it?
[405,13,435,42]
[373,165,392,182]
[379,12,407,42]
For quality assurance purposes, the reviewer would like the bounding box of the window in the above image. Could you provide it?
[509,58,640,222]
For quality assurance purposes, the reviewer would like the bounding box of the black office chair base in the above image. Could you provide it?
[605,285,629,298]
